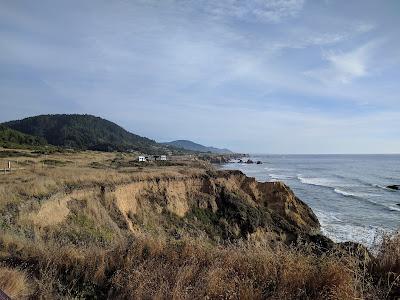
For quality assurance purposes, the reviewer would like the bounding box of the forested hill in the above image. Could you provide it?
[2,114,169,153]
[0,124,47,148]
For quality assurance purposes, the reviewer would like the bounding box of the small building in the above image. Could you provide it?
[138,156,146,162]
[160,155,167,161]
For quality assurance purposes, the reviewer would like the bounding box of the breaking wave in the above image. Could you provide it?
[389,205,400,212]
[333,188,358,197]
[333,188,379,199]
[297,175,336,188]
[268,174,294,180]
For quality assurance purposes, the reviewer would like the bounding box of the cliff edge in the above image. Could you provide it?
[96,169,323,245]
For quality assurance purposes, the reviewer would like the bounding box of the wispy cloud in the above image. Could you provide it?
[184,0,305,23]
[304,41,379,84]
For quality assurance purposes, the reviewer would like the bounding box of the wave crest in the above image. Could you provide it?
[269,174,294,180]
[297,175,336,188]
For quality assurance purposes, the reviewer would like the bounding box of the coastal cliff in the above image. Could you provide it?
[0,150,396,299]
[106,169,322,244]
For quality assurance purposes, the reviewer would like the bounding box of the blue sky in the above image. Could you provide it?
[1,0,400,153]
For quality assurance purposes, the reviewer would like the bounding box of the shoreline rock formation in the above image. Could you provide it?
[387,185,400,190]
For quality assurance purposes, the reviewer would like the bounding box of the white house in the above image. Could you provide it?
[138,156,146,162]
[160,155,167,161]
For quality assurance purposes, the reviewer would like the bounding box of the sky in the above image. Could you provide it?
[1,0,400,154]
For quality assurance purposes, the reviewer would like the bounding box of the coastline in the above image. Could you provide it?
[0,148,398,298]
[220,154,400,248]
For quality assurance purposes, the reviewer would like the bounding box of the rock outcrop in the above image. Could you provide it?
[200,154,248,164]
[387,185,400,190]
[106,169,322,244]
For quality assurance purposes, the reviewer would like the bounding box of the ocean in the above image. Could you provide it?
[221,154,400,247]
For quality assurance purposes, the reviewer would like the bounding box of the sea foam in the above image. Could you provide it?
[268,174,294,180]
[297,175,336,188]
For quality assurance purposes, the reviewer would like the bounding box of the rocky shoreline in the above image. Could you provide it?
[198,153,248,164]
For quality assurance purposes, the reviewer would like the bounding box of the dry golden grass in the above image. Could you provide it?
[368,232,400,298]
[0,149,207,212]
[0,231,368,299]
[0,266,31,299]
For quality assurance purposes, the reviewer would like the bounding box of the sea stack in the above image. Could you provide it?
[387,185,400,190]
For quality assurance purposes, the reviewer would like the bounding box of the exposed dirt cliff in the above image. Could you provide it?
[21,168,322,246]
[96,169,323,245]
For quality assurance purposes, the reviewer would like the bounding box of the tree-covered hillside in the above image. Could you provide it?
[0,125,47,148]
[2,114,169,153]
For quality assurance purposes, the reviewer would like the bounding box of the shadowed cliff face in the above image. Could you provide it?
[109,169,322,244]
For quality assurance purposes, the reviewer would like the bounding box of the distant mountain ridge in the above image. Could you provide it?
[2,114,171,154]
[163,140,233,154]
